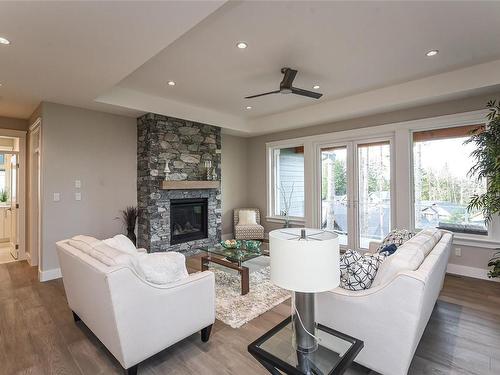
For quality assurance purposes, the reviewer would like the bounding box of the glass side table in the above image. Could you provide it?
[248,317,363,375]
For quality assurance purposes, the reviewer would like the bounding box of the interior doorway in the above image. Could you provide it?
[0,132,25,264]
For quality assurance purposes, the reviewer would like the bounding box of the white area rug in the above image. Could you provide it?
[211,258,291,328]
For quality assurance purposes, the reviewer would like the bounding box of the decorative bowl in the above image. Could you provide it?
[244,240,262,252]
[220,239,242,249]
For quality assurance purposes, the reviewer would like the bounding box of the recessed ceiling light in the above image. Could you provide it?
[426,49,439,57]
[245,106,252,110]
[313,85,320,90]
[0,37,10,45]
[167,80,176,86]
[237,41,248,49]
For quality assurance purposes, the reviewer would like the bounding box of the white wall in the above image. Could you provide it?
[39,103,136,275]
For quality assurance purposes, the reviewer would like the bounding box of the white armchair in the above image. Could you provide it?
[56,240,215,375]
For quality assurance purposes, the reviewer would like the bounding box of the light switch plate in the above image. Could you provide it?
[53,193,60,202]
[75,192,82,201]
[75,180,81,189]
[455,247,462,257]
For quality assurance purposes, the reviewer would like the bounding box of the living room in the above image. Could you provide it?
[0,1,499,375]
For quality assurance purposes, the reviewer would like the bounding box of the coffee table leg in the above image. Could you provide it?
[241,266,249,295]
[201,256,209,272]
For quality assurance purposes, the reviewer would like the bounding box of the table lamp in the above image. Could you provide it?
[270,228,339,353]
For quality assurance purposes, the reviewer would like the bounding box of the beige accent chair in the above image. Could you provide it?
[233,208,265,240]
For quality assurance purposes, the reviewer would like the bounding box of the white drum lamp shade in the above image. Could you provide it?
[270,228,340,293]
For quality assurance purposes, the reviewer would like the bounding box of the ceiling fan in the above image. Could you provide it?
[245,67,323,100]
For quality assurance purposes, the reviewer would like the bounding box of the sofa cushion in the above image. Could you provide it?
[69,235,135,268]
[103,234,138,255]
[69,235,189,285]
[90,242,135,267]
[376,229,416,252]
[69,235,101,254]
[372,238,426,287]
[238,210,257,225]
[415,229,443,256]
[340,249,385,291]
[135,252,189,284]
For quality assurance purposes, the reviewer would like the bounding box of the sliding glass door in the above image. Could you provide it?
[356,141,391,249]
[320,146,349,246]
[319,138,392,250]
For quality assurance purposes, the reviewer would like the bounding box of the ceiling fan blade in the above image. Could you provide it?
[291,87,323,99]
[280,68,298,88]
[245,90,280,99]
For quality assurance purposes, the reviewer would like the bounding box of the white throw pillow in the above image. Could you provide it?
[135,252,189,284]
[238,210,257,225]
[103,234,138,255]
[339,249,385,291]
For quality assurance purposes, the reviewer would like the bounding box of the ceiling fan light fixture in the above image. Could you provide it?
[167,80,176,86]
[313,85,320,90]
[236,41,248,49]
[426,49,439,57]
[245,106,252,110]
[0,37,10,45]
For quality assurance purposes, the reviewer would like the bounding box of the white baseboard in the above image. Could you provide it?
[446,263,500,282]
[39,268,62,282]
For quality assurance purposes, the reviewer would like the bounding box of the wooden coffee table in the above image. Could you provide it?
[200,244,268,295]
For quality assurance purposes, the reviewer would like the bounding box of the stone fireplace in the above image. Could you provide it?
[137,113,222,253]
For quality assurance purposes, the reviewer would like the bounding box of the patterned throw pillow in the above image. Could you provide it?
[376,229,416,253]
[340,249,385,291]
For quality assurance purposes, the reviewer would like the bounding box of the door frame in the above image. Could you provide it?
[28,119,41,267]
[314,134,395,251]
[0,128,26,261]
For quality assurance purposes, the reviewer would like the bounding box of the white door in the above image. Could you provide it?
[9,154,18,259]
[320,144,353,249]
[318,138,393,250]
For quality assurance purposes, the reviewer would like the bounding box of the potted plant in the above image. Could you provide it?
[120,206,138,245]
[279,182,294,228]
[465,100,500,277]
[0,189,8,203]
[487,250,500,278]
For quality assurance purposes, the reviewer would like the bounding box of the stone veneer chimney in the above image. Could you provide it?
[137,113,222,253]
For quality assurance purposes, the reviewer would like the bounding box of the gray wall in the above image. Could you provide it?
[40,103,136,272]
[221,134,249,236]
[0,116,29,131]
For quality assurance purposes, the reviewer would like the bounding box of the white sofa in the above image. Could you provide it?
[56,239,216,375]
[316,229,452,375]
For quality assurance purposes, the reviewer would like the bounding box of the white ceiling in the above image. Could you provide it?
[0,1,224,119]
[2,1,500,136]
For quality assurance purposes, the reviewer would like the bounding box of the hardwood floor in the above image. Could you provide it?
[0,259,499,375]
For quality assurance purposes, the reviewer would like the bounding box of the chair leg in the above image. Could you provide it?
[123,364,138,375]
[72,311,81,323]
[201,324,213,342]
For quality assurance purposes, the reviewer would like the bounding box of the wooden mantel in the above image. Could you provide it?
[161,180,220,190]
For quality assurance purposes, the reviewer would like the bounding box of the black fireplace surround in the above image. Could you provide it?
[170,198,208,245]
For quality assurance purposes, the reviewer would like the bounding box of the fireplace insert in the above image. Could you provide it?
[170,198,208,245]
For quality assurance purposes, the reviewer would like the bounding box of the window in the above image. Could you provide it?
[357,141,392,248]
[272,146,305,218]
[413,125,487,235]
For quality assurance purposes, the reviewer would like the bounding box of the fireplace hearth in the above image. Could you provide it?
[170,198,208,245]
